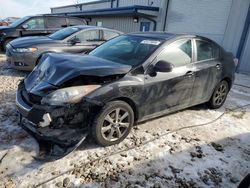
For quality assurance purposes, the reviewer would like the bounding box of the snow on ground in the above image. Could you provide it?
[0,53,249,188]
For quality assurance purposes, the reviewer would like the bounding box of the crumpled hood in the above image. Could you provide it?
[9,36,58,48]
[24,53,132,95]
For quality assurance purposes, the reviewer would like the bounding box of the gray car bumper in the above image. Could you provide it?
[6,44,39,71]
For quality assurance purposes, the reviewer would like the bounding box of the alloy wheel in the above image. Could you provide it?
[101,108,130,142]
[213,82,228,106]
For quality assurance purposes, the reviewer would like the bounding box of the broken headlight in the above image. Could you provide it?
[41,85,100,106]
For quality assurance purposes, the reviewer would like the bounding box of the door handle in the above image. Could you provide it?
[216,64,221,70]
[186,71,194,77]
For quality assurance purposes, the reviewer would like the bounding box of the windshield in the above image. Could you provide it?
[9,16,29,27]
[48,27,80,40]
[89,35,163,67]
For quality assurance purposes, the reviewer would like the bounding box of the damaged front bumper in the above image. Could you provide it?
[16,82,101,161]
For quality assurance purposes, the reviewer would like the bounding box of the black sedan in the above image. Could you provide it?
[6,25,122,71]
[16,32,235,160]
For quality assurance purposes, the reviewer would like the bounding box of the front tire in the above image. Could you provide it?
[208,80,229,109]
[92,101,134,146]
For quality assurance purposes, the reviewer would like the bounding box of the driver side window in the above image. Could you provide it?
[23,18,44,29]
[157,39,192,67]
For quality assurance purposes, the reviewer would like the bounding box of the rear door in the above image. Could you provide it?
[45,17,67,34]
[66,29,102,53]
[20,17,47,36]
[190,38,222,104]
[143,39,196,118]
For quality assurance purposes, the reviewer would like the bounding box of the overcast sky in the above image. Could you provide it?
[0,0,95,19]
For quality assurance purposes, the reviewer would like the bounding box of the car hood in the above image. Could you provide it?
[24,53,132,95]
[9,36,58,48]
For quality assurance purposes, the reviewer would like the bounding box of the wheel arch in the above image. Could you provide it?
[2,37,16,50]
[110,97,139,122]
[222,77,232,89]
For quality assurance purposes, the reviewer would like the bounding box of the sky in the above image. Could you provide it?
[0,0,95,19]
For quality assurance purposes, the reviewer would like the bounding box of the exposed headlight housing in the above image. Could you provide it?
[41,85,101,106]
[14,47,37,53]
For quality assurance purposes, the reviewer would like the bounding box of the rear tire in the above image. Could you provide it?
[208,80,229,109]
[92,101,134,146]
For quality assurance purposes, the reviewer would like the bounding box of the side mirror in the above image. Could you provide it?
[154,60,174,73]
[69,38,81,45]
[22,24,28,30]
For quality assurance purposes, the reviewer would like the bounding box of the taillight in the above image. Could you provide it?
[233,58,239,66]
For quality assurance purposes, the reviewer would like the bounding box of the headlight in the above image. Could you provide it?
[14,47,37,53]
[41,85,100,106]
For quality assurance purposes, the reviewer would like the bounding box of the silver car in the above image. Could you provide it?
[6,25,123,71]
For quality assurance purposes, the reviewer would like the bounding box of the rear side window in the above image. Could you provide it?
[75,30,100,42]
[157,39,192,67]
[68,18,85,26]
[23,18,45,29]
[46,17,67,28]
[103,30,120,40]
[196,40,219,61]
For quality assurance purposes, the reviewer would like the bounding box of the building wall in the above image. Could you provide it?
[51,6,79,14]
[164,0,233,45]
[222,0,250,56]
[88,16,153,33]
[118,0,162,7]
[51,0,162,14]
[238,19,250,73]
[51,1,111,13]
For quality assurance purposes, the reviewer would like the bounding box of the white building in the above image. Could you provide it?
[51,0,250,74]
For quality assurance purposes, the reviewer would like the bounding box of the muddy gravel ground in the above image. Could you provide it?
[0,53,250,188]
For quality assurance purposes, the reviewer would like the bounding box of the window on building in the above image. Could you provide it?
[103,30,119,40]
[157,40,192,67]
[75,30,100,42]
[46,17,67,28]
[96,21,102,27]
[196,40,218,61]
[23,18,45,29]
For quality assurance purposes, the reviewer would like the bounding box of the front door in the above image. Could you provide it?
[142,39,196,119]
[140,22,151,32]
[20,17,47,36]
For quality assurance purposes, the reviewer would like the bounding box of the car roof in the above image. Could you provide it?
[128,32,203,41]
[70,25,122,32]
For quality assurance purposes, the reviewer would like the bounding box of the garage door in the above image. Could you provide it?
[165,0,233,45]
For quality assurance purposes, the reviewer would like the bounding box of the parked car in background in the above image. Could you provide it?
[0,21,8,26]
[6,25,122,71]
[16,32,236,160]
[0,17,20,26]
[0,15,86,51]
